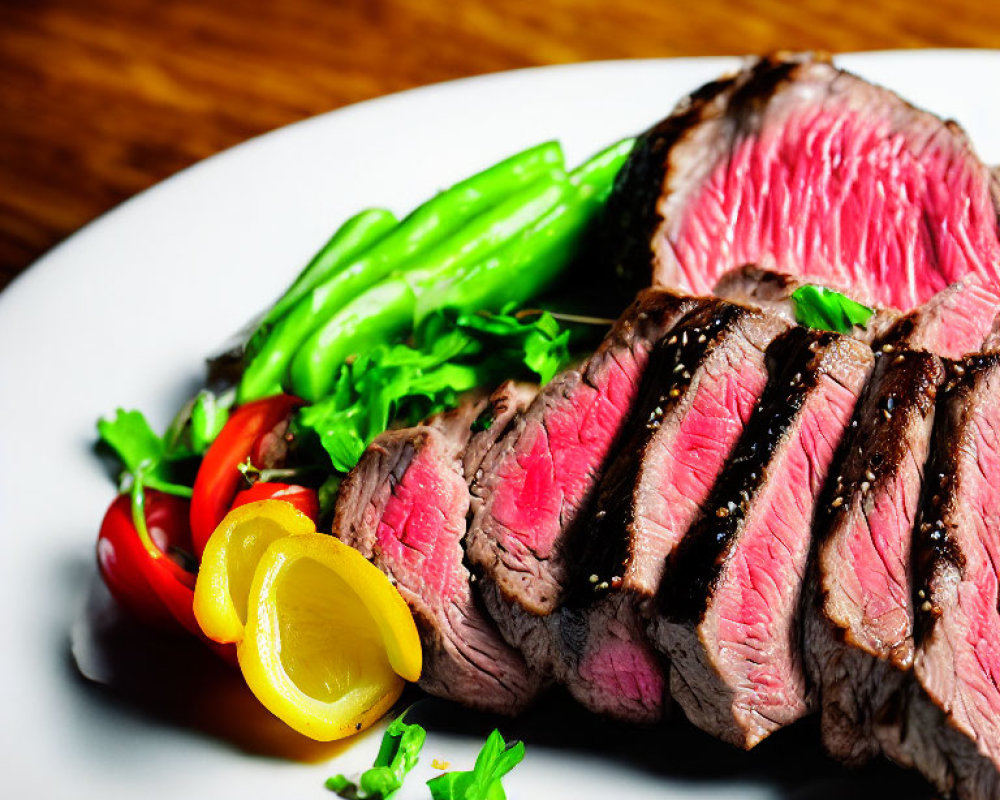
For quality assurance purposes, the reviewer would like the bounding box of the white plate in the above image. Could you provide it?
[2,50,998,800]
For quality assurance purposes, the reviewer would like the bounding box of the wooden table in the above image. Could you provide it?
[2,0,998,290]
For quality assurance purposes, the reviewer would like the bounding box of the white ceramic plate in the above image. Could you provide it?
[2,50,998,800]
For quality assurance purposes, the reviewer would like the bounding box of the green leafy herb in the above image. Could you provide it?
[326,714,427,800]
[297,307,572,473]
[97,409,194,497]
[791,285,874,334]
[426,730,525,800]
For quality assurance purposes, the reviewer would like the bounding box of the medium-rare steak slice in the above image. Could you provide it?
[547,301,790,722]
[466,289,702,673]
[609,54,1000,310]
[804,342,944,765]
[650,326,873,749]
[872,354,1000,800]
[805,280,999,766]
[334,385,540,713]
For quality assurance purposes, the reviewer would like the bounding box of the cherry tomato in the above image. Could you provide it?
[189,394,303,556]
[231,482,320,523]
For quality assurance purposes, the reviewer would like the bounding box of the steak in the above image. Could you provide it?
[650,326,874,748]
[334,384,540,713]
[609,54,1000,311]
[875,354,1000,800]
[465,289,702,674]
[546,301,790,722]
[804,277,1000,767]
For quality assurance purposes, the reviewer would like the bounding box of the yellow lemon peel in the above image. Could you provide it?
[192,500,422,741]
[194,500,315,643]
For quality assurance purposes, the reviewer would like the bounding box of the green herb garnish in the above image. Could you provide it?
[326,715,427,800]
[297,307,572,473]
[97,409,195,498]
[426,729,525,800]
[790,285,874,334]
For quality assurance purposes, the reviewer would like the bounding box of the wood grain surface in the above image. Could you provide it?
[2,0,999,290]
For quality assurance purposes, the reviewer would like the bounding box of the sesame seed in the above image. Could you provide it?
[716,507,729,518]
[865,470,876,482]
[588,574,599,584]
[831,497,844,508]
[697,334,707,343]
[921,601,933,612]
[861,481,871,493]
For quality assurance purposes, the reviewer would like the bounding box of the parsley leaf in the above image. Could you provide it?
[790,285,874,334]
[426,730,525,800]
[297,307,572,473]
[326,715,427,800]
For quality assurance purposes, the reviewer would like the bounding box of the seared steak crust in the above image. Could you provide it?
[877,355,1000,799]
[466,289,702,673]
[651,327,873,748]
[547,301,790,722]
[805,343,944,765]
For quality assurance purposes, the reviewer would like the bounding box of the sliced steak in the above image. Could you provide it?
[609,54,1000,310]
[548,301,790,722]
[466,289,702,674]
[804,342,944,765]
[334,387,541,713]
[650,326,874,748]
[871,355,1000,800]
[805,281,999,766]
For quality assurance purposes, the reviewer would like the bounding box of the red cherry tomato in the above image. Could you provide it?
[97,491,199,634]
[189,394,303,556]
[231,482,320,523]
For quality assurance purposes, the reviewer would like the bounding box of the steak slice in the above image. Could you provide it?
[804,341,944,765]
[650,326,874,748]
[873,355,1000,800]
[805,280,999,766]
[547,301,790,722]
[466,289,702,673]
[609,54,1000,310]
[334,385,540,713]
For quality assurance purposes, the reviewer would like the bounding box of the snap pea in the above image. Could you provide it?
[568,137,635,196]
[288,176,570,401]
[257,207,398,335]
[239,140,565,401]
[416,138,636,317]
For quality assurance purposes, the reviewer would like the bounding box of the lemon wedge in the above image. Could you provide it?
[192,500,422,741]
[194,499,315,643]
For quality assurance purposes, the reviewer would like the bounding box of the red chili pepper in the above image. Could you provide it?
[231,482,320,523]
[189,394,303,556]
[97,490,199,634]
